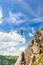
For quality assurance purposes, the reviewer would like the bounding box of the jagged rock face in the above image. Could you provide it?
[15,27,43,65]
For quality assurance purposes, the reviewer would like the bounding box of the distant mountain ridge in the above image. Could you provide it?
[15,27,43,65]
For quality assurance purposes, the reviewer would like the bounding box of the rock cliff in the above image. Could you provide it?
[15,27,43,65]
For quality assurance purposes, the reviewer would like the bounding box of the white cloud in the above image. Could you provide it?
[28,27,35,38]
[31,17,43,22]
[31,27,35,33]
[14,46,26,55]
[0,46,26,56]
[19,46,26,52]
[5,11,28,24]
[4,11,43,25]
[0,31,26,55]
[0,7,3,24]
[28,33,33,37]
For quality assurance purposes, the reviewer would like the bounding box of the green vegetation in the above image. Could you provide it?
[0,55,18,65]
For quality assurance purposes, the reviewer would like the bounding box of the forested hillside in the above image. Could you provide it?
[0,55,18,65]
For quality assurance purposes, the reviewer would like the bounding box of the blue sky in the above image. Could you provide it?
[0,0,43,55]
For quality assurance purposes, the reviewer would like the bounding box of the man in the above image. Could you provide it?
[20,29,23,36]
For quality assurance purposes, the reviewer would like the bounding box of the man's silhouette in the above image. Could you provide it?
[20,29,23,36]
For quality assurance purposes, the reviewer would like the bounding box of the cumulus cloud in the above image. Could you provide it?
[0,31,26,55]
[0,46,26,56]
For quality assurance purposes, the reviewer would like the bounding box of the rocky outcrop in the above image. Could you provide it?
[15,27,43,65]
